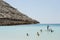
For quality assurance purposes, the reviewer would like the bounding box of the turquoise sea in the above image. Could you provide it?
[0,24,60,40]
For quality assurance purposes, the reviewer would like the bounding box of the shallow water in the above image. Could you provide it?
[0,24,60,40]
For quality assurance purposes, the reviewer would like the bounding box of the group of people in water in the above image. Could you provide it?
[26,32,40,37]
[47,25,54,32]
[26,25,54,37]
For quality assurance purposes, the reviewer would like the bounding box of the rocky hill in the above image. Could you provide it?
[0,0,39,25]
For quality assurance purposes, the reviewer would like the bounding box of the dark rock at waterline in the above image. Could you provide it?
[0,0,39,25]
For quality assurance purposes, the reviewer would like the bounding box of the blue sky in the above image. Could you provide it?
[4,0,60,24]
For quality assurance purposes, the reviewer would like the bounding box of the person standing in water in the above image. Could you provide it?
[40,29,42,32]
[47,25,49,30]
[37,32,40,36]
[26,33,29,36]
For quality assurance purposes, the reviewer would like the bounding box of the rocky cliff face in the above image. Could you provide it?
[0,0,39,25]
